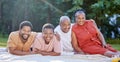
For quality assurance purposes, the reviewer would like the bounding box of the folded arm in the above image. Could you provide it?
[34,48,60,56]
[8,47,35,56]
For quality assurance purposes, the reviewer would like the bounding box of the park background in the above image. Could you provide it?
[0,0,120,50]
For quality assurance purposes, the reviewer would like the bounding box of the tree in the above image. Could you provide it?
[0,0,65,32]
[90,0,120,38]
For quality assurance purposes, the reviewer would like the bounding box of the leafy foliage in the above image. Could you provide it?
[0,0,120,39]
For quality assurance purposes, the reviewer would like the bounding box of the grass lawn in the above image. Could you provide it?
[0,37,8,47]
[0,36,120,51]
[111,44,120,51]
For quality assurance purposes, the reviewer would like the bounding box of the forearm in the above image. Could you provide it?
[47,52,60,56]
[39,51,60,56]
[74,46,83,52]
[9,50,31,55]
[98,32,106,46]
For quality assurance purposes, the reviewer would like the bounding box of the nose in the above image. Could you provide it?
[79,19,82,22]
[24,31,30,35]
[46,34,50,37]
[64,26,69,30]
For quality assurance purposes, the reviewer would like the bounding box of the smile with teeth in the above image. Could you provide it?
[46,37,50,40]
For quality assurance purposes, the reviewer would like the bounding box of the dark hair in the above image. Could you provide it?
[42,23,54,32]
[19,21,33,30]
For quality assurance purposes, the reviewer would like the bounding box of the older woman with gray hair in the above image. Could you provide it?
[72,9,120,57]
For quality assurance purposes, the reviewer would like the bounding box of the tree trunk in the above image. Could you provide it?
[47,6,51,23]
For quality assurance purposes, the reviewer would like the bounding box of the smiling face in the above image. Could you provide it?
[60,19,71,33]
[75,11,86,25]
[42,28,54,44]
[19,26,31,41]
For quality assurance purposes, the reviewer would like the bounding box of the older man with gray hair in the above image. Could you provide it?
[54,16,74,55]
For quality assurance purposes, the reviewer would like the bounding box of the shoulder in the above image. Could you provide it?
[54,25,60,32]
[36,33,42,38]
[29,32,37,39]
[9,31,19,37]
[85,20,94,25]
[34,33,43,43]
[70,23,74,28]
[72,23,78,30]
[31,32,37,36]
[53,35,60,42]
[71,23,74,26]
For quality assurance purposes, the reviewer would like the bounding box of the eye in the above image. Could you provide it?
[82,17,85,19]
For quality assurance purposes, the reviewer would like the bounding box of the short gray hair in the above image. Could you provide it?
[59,16,70,23]
[75,11,86,17]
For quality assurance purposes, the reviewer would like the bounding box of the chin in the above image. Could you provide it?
[79,23,84,25]
[65,31,68,33]
[63,30,68,33]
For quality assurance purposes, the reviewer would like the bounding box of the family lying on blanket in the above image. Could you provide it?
[7,10,120,57]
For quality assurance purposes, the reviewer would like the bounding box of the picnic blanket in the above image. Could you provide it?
[0,48,112,62]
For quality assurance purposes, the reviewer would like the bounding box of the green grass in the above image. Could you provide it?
[106,38,120,44]
[0,36,8,47]
[111,44,120,51]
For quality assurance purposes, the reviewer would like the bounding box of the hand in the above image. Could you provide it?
[30,51,37,54]
[90,19,94,22]
[78,51,84,54]
[102,43,107,48]
[29,48,37,54]
[34,48,49,55]
[34,48,44,53]
[74,51,84,54]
